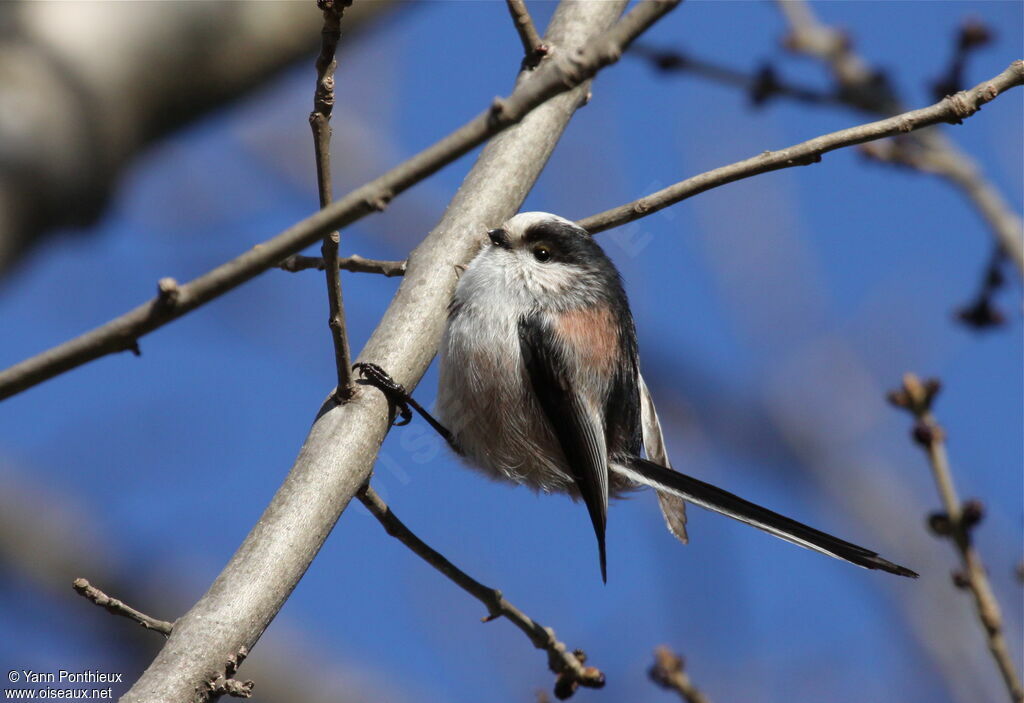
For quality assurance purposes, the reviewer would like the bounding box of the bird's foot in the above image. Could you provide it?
[353,362,413,426]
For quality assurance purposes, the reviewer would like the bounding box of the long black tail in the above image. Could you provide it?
[613,457,917,578]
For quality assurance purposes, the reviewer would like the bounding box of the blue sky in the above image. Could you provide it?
[1,3,1021,702]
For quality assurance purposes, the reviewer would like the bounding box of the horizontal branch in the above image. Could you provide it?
[278,253,406,276]
[72,577,174,636]
[0,0,681,403]
[578,61,1024,234]
[772,0,1024,274]
[358,486,603,695]
[630,44,840,107]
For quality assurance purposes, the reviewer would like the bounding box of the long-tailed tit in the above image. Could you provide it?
[357,212,916,582]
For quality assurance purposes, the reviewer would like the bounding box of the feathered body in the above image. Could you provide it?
[436,212,916,581]
[438,212,639,498]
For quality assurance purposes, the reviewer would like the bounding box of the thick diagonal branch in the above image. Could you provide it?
[0,0,681,403]
[2,56,1017,405]
[121,3,672,700]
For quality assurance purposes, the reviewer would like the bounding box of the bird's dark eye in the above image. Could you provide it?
[533,246,551,262]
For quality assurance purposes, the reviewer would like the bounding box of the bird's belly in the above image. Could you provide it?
[437,309,575,494]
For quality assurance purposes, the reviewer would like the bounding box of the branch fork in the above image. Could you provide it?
[505,0,548,68]
[5,9,1023,403]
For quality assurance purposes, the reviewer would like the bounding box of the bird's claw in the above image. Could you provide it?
[353,362,413,426]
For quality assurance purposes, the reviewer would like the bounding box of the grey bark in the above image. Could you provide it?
[121,2,628,701]
[0,0,678,403]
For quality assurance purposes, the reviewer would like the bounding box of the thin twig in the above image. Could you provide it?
[648,646,710,703]
[357,485,603,699]
[888,374,1023,703]
[72,577,174,636]
[311,0,355,401]
[124,5,655,698]
[576,61,1024,233]
[630,44,841,107]
[0,0,682,404]
[930,18,994,103]
[776,0,895,113]
[954,245,1007,329]
[278,253,407,277]
[506,0,546,66]
[659,3,1022,276]
[774,0,1023,274]
[2,56,1017,405]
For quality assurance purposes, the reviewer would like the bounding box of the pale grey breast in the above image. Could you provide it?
[437,252,577,494]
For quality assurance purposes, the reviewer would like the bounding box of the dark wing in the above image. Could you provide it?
[519,311,610,582]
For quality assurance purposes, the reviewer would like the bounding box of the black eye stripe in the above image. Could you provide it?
[523,219,589,244]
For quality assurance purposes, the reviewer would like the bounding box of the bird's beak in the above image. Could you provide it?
[487,228,512,250]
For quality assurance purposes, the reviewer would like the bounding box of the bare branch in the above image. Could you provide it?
[649,4,1022,276]
[357,485,603,697]
[930,18,995,101]
[577,61,1024,234]
[278,253,407,276]
[0,2,401,275]
[72,578,174,636]
[648,646,710,703]
[311,0,356,400]
[506,0,546,66]
[775,0,895,113]
[860,136,1024,282]
[774,0,1024,274]
[919,138,1024,275]
[888,375,1023,703]
[0,0,682,404]
[630,44,840,107]
[121,3,683,699]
